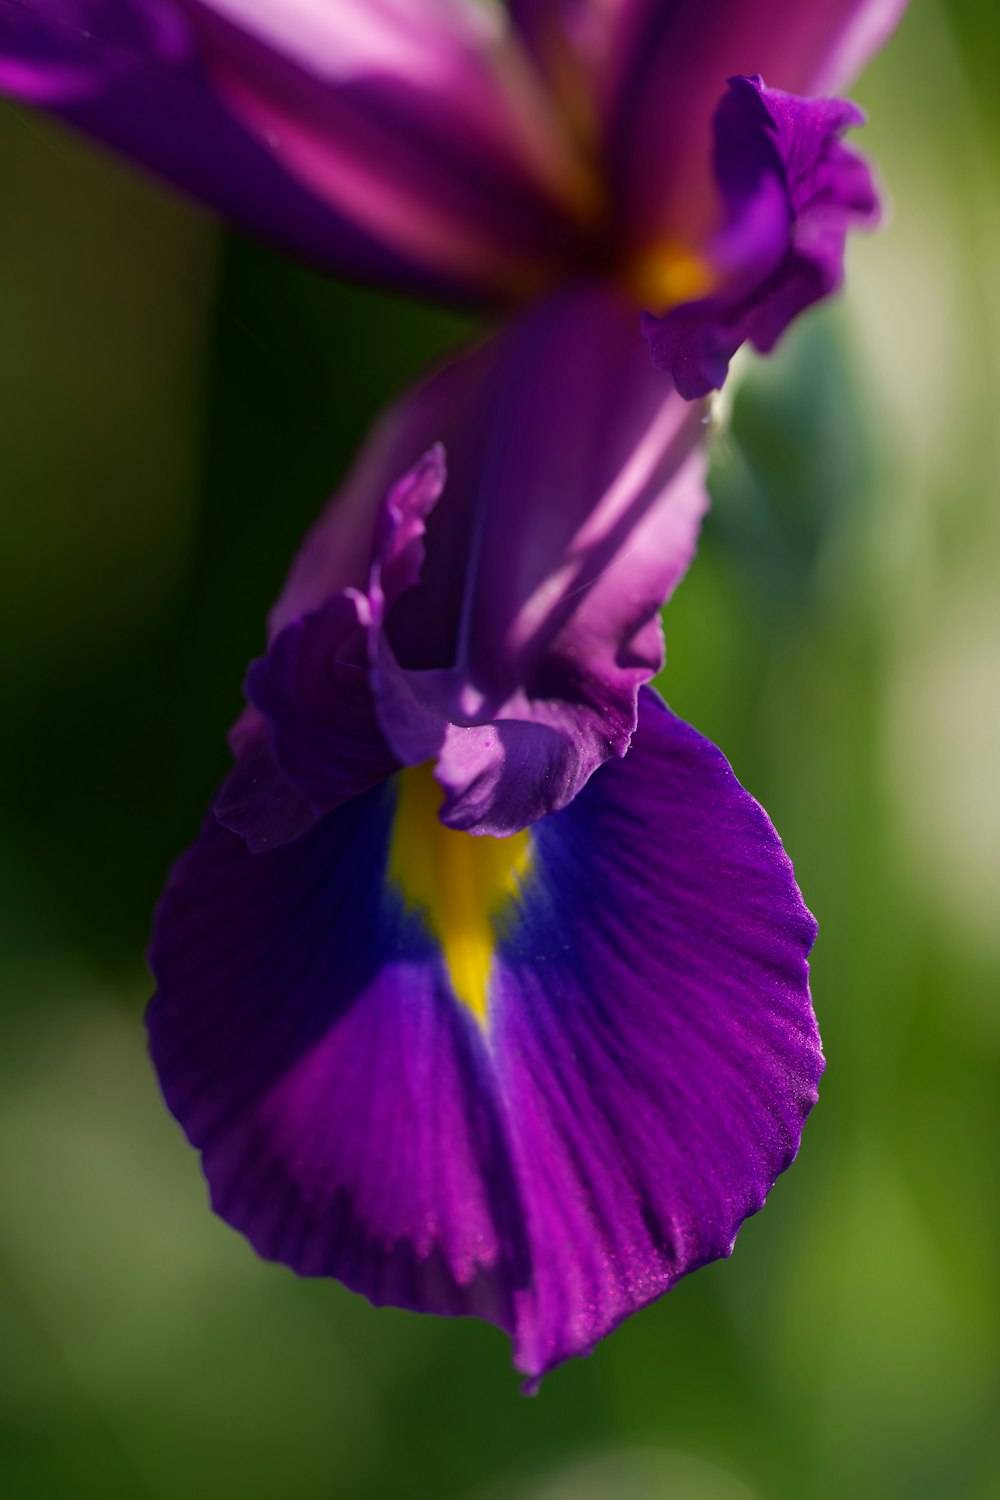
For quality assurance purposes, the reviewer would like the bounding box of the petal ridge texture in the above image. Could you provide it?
[148,689,822,1383]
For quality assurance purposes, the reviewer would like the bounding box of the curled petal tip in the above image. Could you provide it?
[643,76,880,398]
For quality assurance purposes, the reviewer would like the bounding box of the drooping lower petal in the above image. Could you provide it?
[642,76,879,398]
[148,689,821,1383]
[149,778,532,1323]
[491,688,822,1378]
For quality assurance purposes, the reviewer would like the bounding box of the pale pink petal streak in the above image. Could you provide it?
[188,0,590,294]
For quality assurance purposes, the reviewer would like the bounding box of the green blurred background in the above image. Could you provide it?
[1,4,997,1496]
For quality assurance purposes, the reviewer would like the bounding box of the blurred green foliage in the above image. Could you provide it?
[1,3,997,1497]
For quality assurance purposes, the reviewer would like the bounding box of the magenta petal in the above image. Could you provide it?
[1,0,576,300]
[506,0,646,118]
[181,0,583,298]
[267,284,709,835]
[0,0,189,103]
[47,55,484,297]
[214,448,446,850]
[513,0,906,122]
[148,689,821,1383]
[643,76,879,397]
[495,689,821,1378]
[609,0,907,246]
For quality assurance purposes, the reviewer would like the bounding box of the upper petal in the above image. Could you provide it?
[0,0,188,102]
[506,0,646,138]
[148,689,821,1383]
[187,0,594,297]
[642,77,880,397]
[1,0,474,297]
[604,0,907,247]
[1,0,581,301]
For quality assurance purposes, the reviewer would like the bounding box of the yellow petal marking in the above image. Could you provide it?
[627,239,716,313]
[387,764,533,1027]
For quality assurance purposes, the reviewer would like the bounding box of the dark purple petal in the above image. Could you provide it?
[0,0,188,102]
[215,448,446,851]
[494,688,821,1379]
[187,0,595,298]
[212,707,320,855]
[148,783,528,1325]
[606,0,908,246]
[0,0,587,302]
[642,76,880,398]
[67,84,447,297]
[497,687,821,1374]
[148,689,821,1383]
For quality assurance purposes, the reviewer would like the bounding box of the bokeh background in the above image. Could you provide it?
[1,3,997,1497]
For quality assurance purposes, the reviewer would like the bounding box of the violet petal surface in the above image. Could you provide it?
[148,688,822,1383]
[643,76,879,398]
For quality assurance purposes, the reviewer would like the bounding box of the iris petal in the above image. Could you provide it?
[0,0,189,103]
[149,779,528,1318]
[642,76,879,398]
[0,0,580,301]
[149,689,821,1382]
[608,0,907,245]
[189,0,590,293]
[233,286,709,841]
[493,688,821,1377]
[370,284,710,834]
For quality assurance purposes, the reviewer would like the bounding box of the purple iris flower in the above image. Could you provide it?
[2,0,897,391]
[148,286,822,1384]
[3,2,904,1381]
